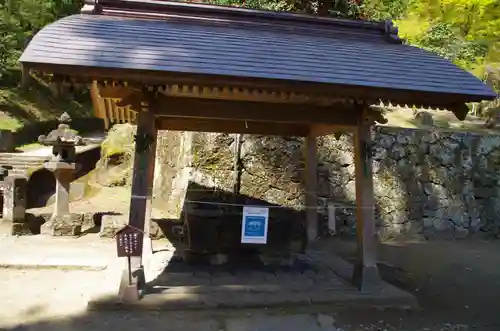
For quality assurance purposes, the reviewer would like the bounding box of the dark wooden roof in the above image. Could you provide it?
[20,0,496,105]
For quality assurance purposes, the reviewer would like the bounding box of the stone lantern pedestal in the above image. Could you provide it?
[40,161,82,236]
[37,112,99,236]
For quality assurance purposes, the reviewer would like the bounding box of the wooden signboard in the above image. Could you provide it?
[116,225,144,286]
[116,224,143,257]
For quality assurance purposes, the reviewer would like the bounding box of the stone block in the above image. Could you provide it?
[11,222,34,236]
[209,253,228,265]
[149,220,165,239]
[82,212,96,232]
[0,130,14,152]
[2,176,27,223]
[259,253,296,266]
[9,212,48,235]
[99,214,127,238]
[41,213,83,236]
[454,227,469,239]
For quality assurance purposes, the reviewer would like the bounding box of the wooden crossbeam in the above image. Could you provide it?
[150,96,360,126]
[156,117,309,136]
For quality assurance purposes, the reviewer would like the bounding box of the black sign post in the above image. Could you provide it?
[115,225,144,286]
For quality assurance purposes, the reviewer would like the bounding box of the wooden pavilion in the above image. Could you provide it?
[20,0,496,297]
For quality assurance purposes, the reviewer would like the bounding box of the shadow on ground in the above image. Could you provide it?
[148,181,309,292]
[323,237,500,329]
[2,238,500,330]
[26,146,102,208]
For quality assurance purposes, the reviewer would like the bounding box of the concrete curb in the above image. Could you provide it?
[0,260,108,271]
[87,289,418,311]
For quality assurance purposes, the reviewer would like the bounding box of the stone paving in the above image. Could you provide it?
[148,254,352,291]
[90,243,416,310]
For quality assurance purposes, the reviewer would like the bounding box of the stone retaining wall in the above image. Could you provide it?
[151,127,500,240]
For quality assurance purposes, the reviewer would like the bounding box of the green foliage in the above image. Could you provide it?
[206,0,294,11]
[363,0,409,20]
[392,0,500,120]
[416,22,488,65]
[397,0,500,78]
[207,0,363,17]
[0,0,81,79]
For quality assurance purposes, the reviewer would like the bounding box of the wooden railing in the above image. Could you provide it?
[90,81,137,129]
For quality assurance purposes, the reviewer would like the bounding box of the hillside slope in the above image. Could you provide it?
[0,77,93,131]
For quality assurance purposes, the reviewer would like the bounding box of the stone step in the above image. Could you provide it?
[0,154,49,177]
[0,160,45,166]
[8,169,30,176]
[0,158,48,163]
[0,153,49,159]
[0,163,46,169]
[0,157,48,165]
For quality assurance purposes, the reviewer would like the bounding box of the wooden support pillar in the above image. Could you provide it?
[120,95,157,300]
[20,64,31,90]
[144,122,158,242]
[353,122,381,292]
[304,134,318,242]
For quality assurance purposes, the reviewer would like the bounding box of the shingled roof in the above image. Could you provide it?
[20,0,496,107]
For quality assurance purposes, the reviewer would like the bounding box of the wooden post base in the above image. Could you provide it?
[121,284,141,303]
[119,265,145,302]
[352,264,382,293]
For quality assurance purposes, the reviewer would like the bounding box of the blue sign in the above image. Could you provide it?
[244,216,266,237]
[241,206,269,244]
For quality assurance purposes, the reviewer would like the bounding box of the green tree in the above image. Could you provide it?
[362,0,409,20]
[398,0,500,75]
[208,0,364,18]
[0,0,81,80]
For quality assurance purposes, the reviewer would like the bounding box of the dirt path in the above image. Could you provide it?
[324,238,500,330]
[0,238,499,331]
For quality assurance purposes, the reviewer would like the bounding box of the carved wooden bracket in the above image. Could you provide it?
[450,103,469,121]
[382,20,403,44]
[360,106,388,125]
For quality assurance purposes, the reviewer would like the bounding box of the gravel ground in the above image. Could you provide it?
[0,238,499,331]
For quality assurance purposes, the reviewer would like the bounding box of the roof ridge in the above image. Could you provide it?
[81,0,402,43]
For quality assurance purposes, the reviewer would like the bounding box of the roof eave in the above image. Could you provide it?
[21,61,496,110]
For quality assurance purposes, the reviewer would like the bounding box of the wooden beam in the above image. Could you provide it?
[26,63,494,106]
[304,134,318,242]
[352,122,382,292]
[94,80,480,123]
[156,117,309,136]
[99,83,347,105]
[151,96,360,125]
[310,124,354,136]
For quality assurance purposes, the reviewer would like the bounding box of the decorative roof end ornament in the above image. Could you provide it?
[382,20,403,44]
[81,0,102,14]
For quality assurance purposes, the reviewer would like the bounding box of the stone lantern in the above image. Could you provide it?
[38,113,93,236]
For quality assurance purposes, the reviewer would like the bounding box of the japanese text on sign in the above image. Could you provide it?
[116,226,143,257]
